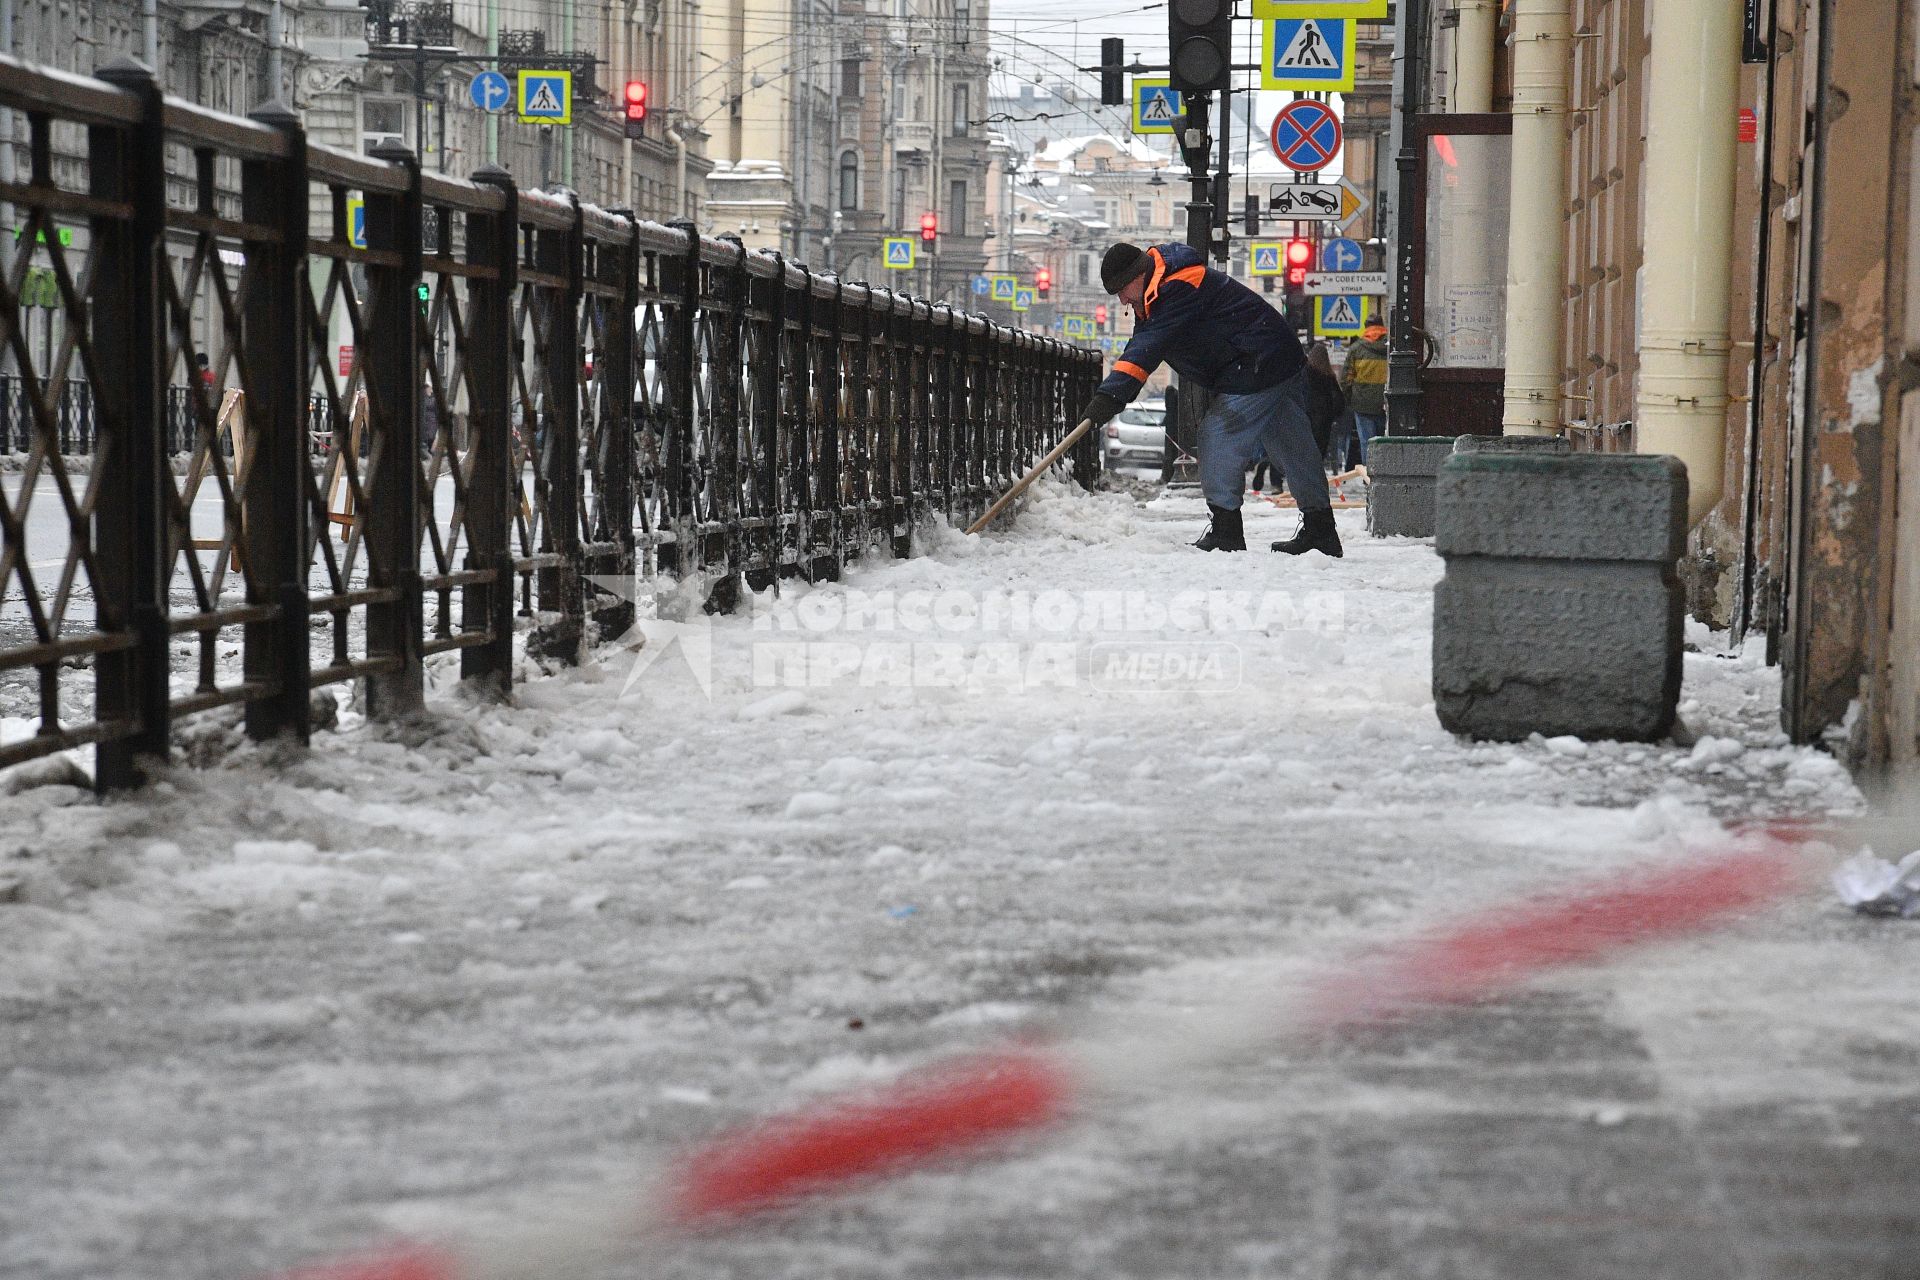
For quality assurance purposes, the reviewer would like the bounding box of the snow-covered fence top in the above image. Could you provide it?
[0,52,1101,790]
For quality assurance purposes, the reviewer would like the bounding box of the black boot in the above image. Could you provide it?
[1194,504,1246,552]
[1271,508,1343,557]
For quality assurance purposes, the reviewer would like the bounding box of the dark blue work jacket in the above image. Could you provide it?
[1097,242,1307,404]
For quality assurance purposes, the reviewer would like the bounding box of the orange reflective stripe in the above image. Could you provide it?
[1113,359,1149,382]
[1141,247,1169,317]
[1166,265,1206,289]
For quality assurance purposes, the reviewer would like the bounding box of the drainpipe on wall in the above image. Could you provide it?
[1500,0,1570,436]
[142,0,158,69]
[669,122,688,219]
[267,0,285,96]
[1634,0,1740,527]
[1454,0,1496,114]
[2,0,15,237]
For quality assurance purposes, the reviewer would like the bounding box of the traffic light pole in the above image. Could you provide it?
[1169,92,1213,483]
[1385,0,1426,436]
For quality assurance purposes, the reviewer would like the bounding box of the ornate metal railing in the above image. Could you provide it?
[0,53,1098,787]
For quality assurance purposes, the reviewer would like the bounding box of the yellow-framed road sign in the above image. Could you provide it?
[1252,0,1387,18]
[517,71,572,124]
[1131,78,1182,135]
[1263,17,1358,92]
[1313,293,1366,339]
[883,237,917,269]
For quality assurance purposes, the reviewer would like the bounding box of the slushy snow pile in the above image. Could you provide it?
[0,477,1896,1280]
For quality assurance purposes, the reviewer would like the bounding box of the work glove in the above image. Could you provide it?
[1079,392,1123,427]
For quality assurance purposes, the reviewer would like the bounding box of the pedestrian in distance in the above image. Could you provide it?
[1076,241,1343,557]
[1340,318,1389,466]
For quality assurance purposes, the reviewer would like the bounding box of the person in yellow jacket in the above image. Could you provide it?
[1338,319,1389,466]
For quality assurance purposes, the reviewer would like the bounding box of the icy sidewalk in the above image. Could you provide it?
[0,479,1912,1280]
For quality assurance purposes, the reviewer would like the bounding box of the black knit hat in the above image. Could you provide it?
[1100,242,1151,294]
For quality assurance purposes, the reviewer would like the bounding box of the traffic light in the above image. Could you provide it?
[1244,193,1260,237]
[920,211,938,243]
[1167,0,1231,96]
[1036,266,1052,295]
[623,80,648,139]
[1095,303,1108,325]
[1284,238,1312,287]
[415,281,430,317]
[1100,37,1125,107]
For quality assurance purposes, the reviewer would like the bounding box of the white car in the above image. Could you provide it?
[1104,398,1168,477]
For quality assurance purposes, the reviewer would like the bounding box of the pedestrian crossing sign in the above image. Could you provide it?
[1063,314,1095,340]
[346,195,366,250]
[1314,293,1365,338]
[1249,241,1285,276]
[1013,288,1034,312]
[1131,78,1183,135]
[883,237,916,269]
[1263,18,1356,92]
[1252,0,1386,18]
[517,71,572,125]
[991,275,1017,302]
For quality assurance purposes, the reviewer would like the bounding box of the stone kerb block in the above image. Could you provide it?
[1432,453,1688,742]
[1451,433,1572,457]
[1365,435,1458,537]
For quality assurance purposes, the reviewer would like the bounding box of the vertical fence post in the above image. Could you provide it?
[790,267,818,581]
[532,195,583,659]
[91,58,169,788]
[241,101,311,744]
[847,289,872,558]
[595,214,639,638]
[749,255,783,590]
[707,239,745,610]
[463,166,518,693]
[661,220,699,580]
[819,281,843,578]
[362,141,424,718]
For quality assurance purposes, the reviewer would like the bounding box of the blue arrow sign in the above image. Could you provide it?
[469,70,512,113]
[1321,237,1363,272]
[972,275,991,296]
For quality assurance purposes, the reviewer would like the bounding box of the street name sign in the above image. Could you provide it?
[1304,270,1388,296]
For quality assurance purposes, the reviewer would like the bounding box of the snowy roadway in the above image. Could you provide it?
[2,480,1916,1279]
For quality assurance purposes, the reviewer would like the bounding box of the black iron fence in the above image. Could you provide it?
[0,54,1098,788]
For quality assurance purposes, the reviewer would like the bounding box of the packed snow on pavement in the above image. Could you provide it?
[1,478,1911,1280]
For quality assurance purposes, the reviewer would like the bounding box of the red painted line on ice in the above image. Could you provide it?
[1304,842,1800,1028]
[666,1048,1075,1226]
[277,1243,459,1280]
[264,835,1809,1279]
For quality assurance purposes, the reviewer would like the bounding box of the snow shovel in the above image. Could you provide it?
[965,417,1095,535]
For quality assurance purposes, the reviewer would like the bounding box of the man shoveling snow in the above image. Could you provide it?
[1076,241,1342,558]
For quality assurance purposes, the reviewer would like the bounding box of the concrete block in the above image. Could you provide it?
[1451,433,1573,456]
[1365,435,1457,538]
[1432,453,1688,742]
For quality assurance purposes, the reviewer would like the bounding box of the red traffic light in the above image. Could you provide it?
[1284,239,1312,267]
[920,211,938,241]
[1095,303,1108,324]
[623,80,648,120]
[1036,267,1052,293]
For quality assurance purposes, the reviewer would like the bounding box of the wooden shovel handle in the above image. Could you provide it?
[964,418,1096,536]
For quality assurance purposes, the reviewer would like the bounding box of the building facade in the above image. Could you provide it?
[1396,0,1920,780]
